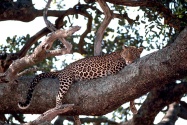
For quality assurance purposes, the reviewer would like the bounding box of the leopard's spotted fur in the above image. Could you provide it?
[18,46,143,110]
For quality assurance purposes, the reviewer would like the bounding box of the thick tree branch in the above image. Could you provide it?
[0,26,80,82]
[0,27,187,115]
[85,0,152,6]
[0,0,35,22]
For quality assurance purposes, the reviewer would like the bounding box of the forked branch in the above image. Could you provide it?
[1,26,80,83]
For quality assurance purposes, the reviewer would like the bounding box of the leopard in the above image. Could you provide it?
[18,46,143,114]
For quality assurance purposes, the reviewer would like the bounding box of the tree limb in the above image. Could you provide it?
[43,0,73,56]
[94,0,113,56]
[0,26,80,82]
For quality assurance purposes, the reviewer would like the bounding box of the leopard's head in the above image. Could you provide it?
[120,46,143,65]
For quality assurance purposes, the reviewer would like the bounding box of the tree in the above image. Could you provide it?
[0,0,187,125]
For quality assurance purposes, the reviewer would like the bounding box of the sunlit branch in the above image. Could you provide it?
[1,26,80,83]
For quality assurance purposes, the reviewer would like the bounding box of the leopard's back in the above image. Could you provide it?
[65,51,126,81]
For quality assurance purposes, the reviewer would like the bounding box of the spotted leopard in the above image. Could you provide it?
[18,46,143,111]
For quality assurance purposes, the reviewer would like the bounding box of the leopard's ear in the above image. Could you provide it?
[122,46,128,50]
[139,47,143,53]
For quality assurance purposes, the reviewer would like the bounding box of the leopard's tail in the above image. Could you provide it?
[18,72,59,109]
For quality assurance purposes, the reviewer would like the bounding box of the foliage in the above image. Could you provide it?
[0,35,30,53]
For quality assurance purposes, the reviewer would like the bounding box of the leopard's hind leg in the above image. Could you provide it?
[56,75,74,107]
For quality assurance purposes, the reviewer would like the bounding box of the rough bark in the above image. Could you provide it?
[0,27,187,116]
